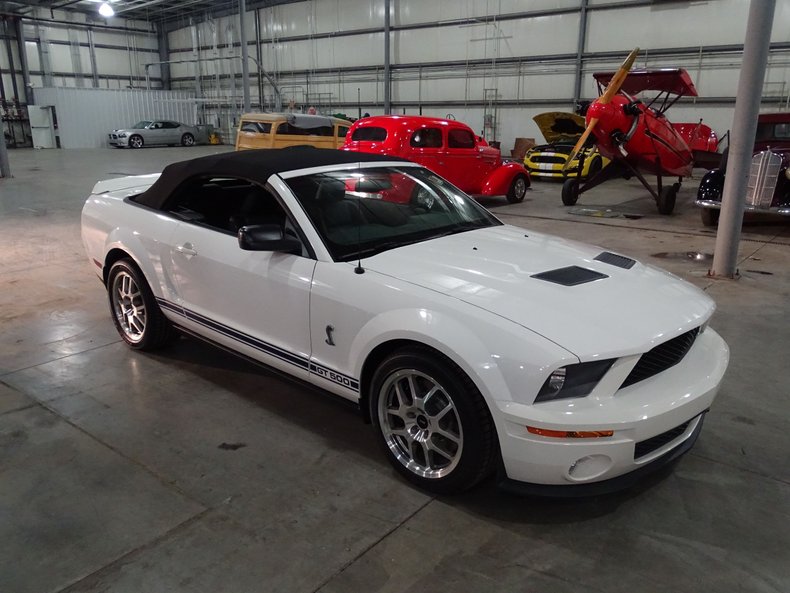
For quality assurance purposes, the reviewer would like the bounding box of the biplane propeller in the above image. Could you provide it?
[561,48,720,215]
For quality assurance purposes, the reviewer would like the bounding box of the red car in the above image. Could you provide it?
[342,115,530,203]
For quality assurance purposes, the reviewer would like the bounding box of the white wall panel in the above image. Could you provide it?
[32,87,196,148]
[587,1,751,52]
[396,0,579,26]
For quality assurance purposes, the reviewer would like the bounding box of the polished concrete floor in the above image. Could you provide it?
[1,146,789,593]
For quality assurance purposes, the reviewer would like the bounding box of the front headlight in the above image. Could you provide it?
[535,359,615,403]
[118,132,127,137]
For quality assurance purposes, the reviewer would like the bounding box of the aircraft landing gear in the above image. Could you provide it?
[657,182,680,215]
[562,179,580,206]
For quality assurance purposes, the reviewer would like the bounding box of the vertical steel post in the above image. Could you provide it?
[157,24,171,90]
[87,28,99,88]
[254,8,264,109]
[572,0,589,105]
[239,0,251,113]
[13,18,33,103]
[384,0,391,114]
[710,0,776,278]
[0,130,11,178]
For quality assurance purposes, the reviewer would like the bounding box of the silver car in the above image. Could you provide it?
[108,120,198,149]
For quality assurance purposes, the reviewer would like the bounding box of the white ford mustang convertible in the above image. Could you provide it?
[81,147,729,495]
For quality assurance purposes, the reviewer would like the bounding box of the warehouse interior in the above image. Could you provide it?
[1,1,790,592]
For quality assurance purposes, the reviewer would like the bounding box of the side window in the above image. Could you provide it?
[276,123,333,136]
[338,126,349,138]
[448,128,476,149]
[350,126,387,141]
[410,127,443,148]
[163,121,180,129]
[166,177,288,236]
[151,121,164,129]
[240,121,272,134]
[775,123,790,139]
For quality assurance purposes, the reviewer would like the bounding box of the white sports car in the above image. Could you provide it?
[81,147,729,495]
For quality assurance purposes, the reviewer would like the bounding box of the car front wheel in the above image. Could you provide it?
[107,259,174,350]
[370,347,497,494]
[181,133,195,147]
[506,173,529,203]
[129,135,144,149]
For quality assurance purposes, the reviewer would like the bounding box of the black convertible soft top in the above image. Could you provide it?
[135,146,401,209]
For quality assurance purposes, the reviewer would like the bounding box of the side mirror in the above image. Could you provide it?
[238,224,301,254]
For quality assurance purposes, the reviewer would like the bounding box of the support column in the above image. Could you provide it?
[87,28,100,88]
[0,129,11,178]
[157,24,170,90]
[254,8,264,109]
[710,0,776,278]
[383,0,391,114]
[239,0,251,113]
[572,0,589,105]
[13,18,33,104]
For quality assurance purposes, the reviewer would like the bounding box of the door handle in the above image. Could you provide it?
[176,242,197,258]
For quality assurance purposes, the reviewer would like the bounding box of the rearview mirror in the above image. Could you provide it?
[238,224,301,254]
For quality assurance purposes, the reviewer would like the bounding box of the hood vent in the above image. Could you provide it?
[531,266,608,286]
[594,251,636,269]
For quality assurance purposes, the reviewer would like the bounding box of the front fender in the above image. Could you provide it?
[480,162,529,196]
[696,169,725,203]
[348,306,576,408]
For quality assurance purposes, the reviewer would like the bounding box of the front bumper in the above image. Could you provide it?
[494,327,728,493]
[108,135,130,147]
[696,199,790,216]
[524,161,580,179]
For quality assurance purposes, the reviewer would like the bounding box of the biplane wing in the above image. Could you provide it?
[593,68,699,98]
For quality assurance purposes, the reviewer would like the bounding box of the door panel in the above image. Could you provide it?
[168,223,315,379]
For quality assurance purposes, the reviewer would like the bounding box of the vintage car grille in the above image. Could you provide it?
[531,155,566,164]
[746,150,782,209]
[634,418,693,459]
[620,327,700,389]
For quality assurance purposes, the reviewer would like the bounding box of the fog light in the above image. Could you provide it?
[568,454,613,481]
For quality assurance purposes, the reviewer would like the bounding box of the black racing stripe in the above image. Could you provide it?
[156,297,358,391]
[181,306,309,369]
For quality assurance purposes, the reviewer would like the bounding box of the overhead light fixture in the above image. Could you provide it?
[98,2,114,17]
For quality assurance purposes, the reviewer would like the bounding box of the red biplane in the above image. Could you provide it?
[562,48,720,214]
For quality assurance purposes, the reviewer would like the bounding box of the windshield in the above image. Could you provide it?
[285,167,501,261]
[132,121,152,129]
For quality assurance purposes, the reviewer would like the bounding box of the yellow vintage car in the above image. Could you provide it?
[235,113,352,151]
[523,112,609,179]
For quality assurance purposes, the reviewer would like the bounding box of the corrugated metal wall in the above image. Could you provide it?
[32,87,196,148]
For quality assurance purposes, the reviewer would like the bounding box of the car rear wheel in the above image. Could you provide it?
[561,178,580,206]
[506,173,529,203]
[181,133,195,147]
[107,259,174,350]
[129,135,144,149]
[700,207,720,227]
[370,347,497,494]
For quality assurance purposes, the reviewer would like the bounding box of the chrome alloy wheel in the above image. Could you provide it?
[110,270,146,343]
[377,369,464,479]
[513,177,527,200]
[130,135,143,148]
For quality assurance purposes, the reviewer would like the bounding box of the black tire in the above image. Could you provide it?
[181,133,195,147]
[506,173,529,203]
[700,208,720,227]
[561,178,580,206]
[586,156,603,179]
[129,134,144,149]
[657,185,677,215]
[107,259,174,350]
[369,346,497,494]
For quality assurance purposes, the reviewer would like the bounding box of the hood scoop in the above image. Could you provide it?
[531,266,608,286]
[594,251,636,269]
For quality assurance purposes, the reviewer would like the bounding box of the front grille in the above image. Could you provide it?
[634,418,692,459]
[531,155,566,164]
[110,134,118,139]
[621,327,700,389]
